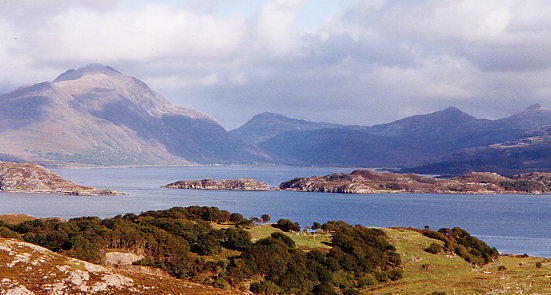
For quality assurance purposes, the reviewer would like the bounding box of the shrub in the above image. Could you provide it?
[424,242,443,254]
[498,265,507,271]
[536,262,543,268]
[273,219,300,232]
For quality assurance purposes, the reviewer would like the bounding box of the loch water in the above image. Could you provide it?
[0,166,550,258]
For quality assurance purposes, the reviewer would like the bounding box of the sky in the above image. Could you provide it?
[1,0,551,129]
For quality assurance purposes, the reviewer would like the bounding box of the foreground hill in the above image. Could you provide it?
[1,207,550,294]
[0,64,267,166]
[0,238,236,294]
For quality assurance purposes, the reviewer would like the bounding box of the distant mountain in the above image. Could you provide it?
[258,128,431,167]
[229,112,347,144]
[492,103,551,129]
[404,126,551,176]
[0,64,267,166]
[234,107,535,167]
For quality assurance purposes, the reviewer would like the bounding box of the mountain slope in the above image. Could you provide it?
[404,126,551,175]
[258,128,430,167]
[230,112,347,144]
[0,64,267,165]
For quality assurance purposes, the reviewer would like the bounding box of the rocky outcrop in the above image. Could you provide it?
[163,178,274,191]
[0,161,123,195]
[279,170,551,194]
[0,238,236,294]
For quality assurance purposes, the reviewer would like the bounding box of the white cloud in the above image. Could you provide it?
[2,0,551,128]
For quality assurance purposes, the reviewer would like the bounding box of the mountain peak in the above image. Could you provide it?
[53,64,122,83]
[442,106,461,112]
[525,103,547,111]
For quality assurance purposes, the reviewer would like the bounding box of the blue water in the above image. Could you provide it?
[0,166,550,257]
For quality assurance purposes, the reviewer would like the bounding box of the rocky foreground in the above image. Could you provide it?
[0,161,123,195]
[163,178,274,191]
[279,170,551,194]
[0,238,236,295]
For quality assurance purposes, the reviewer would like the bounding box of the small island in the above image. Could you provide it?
[0,161,124,195]
[164,169,551,195]
[162,178,275,191]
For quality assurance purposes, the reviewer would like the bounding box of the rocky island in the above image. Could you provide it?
[0,161,123,195]
[279,169,551,194]
[163,178,274,191]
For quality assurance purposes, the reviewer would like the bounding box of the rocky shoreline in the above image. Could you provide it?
[165,169,551,195]
[0,161,125,196]
[163,178,275,191]
[279,170,551,194]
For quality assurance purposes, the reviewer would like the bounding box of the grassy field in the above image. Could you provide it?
[248,223,331,249]
[368,228,551,294]
[0,214,36,224]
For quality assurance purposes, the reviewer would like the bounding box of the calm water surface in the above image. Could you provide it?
[0,166,549,257]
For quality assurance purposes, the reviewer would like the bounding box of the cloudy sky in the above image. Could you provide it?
[1,0,551,129]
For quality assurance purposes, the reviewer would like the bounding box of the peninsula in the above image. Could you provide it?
[0,161,123,195]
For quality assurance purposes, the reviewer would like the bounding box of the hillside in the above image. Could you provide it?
[0,238,236,294]
[405,126,551,176]
[0,64,267,166]
[2,208,551,294]
[372,228,551,294]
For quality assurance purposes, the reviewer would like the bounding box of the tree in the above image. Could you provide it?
[312,222,322,230]
[261,214,271,223]
[274,219,300,232]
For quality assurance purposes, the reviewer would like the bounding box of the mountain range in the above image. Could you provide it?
[231,105,551,169]
[3,64,551,174]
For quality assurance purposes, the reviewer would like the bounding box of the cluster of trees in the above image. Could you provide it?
[229,222,402,294]
[421,227,499,264]
[0,206,403,294]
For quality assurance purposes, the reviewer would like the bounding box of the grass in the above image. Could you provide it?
[0,214,36,224]
[248,223,331,249]
[367,228,551,294]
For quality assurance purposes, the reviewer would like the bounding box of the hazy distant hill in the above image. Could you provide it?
[229,112,347,145]
[404,125,551,176]
[234,107,540,167]
[0,64,267,166]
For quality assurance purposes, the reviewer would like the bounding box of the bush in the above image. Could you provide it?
[273,219,300,232]
[498,265,507,271]
[343,288,360,295]
[536,262,543,268]
[424,242,443,254]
